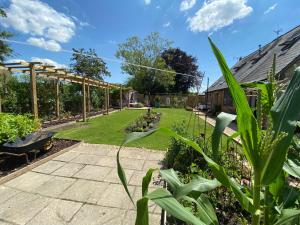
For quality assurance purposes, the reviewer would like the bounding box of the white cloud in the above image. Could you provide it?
[31,57,67,68]
[0,0,75,51]
[144,0,151,5]
[180,0,196,11]
[6,59,26,63]
[264,3,277,15]
[27,37,61,52]
[188,0,253,32]
[163,22,171,28]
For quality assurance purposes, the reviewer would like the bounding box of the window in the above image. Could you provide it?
[279,34,300,51]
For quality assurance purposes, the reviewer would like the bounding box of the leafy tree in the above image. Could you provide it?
[162,48,203,93]
[71,48,110,79]
[0,8,13,62]
[116,32,175,95]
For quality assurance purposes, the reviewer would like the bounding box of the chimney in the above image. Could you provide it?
[258,44,262,56]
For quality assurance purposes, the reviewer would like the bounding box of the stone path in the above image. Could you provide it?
[0,143,165,225]
[196,111,241,144]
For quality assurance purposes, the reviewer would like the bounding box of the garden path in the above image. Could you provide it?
[197,111,241,144]
[0,143,164,225]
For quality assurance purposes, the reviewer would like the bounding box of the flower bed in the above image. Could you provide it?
[125,108,161,132]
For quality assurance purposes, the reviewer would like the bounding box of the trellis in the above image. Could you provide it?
[0,61,123,121]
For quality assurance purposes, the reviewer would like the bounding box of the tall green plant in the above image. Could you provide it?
[117,39,300,225]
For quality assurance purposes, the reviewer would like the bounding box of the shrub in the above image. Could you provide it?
[0,113,40,144]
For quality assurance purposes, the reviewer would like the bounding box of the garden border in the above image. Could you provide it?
[0,141,82,185]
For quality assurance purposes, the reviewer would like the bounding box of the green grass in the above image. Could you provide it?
[55,108,219,150]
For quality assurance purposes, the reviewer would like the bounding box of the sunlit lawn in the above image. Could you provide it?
[55,108,218,150]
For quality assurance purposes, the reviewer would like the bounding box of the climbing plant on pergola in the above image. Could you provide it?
[0,61,123,121]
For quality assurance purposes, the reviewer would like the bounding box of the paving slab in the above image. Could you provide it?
[71,154,101,165]
[104,168,134,184]
[26,199,82,225]
[53,151,82,162]
[73,165,112,181]
[0,143,165,225]
[60,179,108,204]
[5,172,52,192]
[34,176,76,198]
[0,186,20,204]
[0,192,51,225]
[52,162,85,177]
[69,204,126,225]
[32,160,66,174]
[118,157,145,170]
[98,183,135,209]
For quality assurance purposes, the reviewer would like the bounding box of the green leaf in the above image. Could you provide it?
[183,195,219,225]
[261,68,300,185]
[117,147,135,206]
[283,159,300,179]
[142,168,157,197]
[176,177,220,198]
[269,172,285,199]
[274,209,300,225]
[147,188,205,225]
[160,128,256,214]
[135,197,149,225]
[212,112,236,161]
[159,169,182,191]
[280,185,300,209]
[208,37,261,169]
[160,169,220,199]
[123,129,156,145]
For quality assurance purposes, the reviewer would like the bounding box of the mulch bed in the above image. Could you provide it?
[0,138,79,178]
[41,111,106,129]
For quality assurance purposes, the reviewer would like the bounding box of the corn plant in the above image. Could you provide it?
[117,38,300,225]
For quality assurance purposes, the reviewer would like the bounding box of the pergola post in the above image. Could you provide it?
[104,85,109,115]
[120,85,123,110]
[30,63,38,119]
[82,77,87,122]
[106,87,110,115]
[87,82,91,113]
[55,79,60,118]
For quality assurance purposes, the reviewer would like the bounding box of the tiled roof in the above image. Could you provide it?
[208,25,300,92]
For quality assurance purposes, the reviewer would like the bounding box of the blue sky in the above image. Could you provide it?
[0,0,299,91]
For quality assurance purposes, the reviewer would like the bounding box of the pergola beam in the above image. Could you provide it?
[1,60,121,119]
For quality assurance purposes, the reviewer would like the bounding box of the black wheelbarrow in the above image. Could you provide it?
[0,131,54,164]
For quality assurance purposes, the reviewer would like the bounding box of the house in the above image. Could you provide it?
[207,25,300,114]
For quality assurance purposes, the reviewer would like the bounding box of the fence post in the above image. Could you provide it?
[30,63,38,119]
[55,79,60,118]
[82,77,87,122]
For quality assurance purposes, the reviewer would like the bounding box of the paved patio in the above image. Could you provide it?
[0,143,164,225]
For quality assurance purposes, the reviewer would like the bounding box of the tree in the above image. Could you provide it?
[0,8,13,62]
[70,48,110,79]
[115,32,175,95]
[161,48,203,93]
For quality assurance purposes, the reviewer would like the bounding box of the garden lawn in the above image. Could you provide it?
[55,108,219,150]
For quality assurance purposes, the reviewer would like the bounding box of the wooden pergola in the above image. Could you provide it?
[0,61,123,121]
